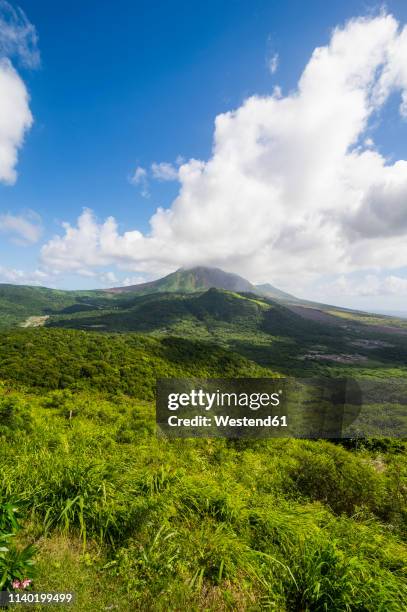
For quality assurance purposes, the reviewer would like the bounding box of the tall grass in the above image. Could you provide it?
[0,387,406,610]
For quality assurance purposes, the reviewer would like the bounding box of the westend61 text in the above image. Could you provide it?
[168,415,287,427]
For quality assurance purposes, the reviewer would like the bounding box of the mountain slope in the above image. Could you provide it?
[255,282,298,302]
[106,266,255,294]
[48,289,269,334]
[0,284,119,329]
[0,285,76,329]
[107,266,301,304]
[46,288,407,376]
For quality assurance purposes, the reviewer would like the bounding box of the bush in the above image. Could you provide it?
[0,497,36,591]
[0,535,36,591]
[286,441,386,515]
[0,396,32,437]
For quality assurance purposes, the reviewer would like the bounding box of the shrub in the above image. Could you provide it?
[0,396,32,437]
[0,534,36,591]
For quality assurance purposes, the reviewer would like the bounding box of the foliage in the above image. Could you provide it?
[0,535,36,591]
[0,386,405,609]
[0,497,36,591]
[0,328,271,397]
[0,395,33,438]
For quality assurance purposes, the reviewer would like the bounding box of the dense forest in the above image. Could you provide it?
[0,328,270,397]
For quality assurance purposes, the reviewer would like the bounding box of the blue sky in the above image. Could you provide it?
[1,0,407,311]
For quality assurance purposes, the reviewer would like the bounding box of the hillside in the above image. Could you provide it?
[107,265,300,303]
[2,266,407,336]
[255,282,298,302]
[0,267,263,328]
[0,284,116,329]
[106,266,255,294]
[42,288,407,376]
[0,327,271,396]
[0,275,406,610]
[2,382,406,610]
[1,275,407,378]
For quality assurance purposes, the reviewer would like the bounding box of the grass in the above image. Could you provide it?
[1,386,406,610]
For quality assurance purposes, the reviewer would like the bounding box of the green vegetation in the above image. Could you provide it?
[0,328,270,396]
[44,288,407,380]
[0,482,36,591]
[104,266,255,294]
[1,386,406,610]
[0,284,114,329]
[325,308,407,330]
[1,271,406,609]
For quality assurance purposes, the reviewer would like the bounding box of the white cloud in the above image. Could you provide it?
[151,161,179,181]
[121,274,146,287]
[0,2,38,184]
[0,0,39,68]
[98,270,118,286]
[0,210,42,244]
[268,52,279,74]
[41,13,407,292]
[0,264,46,285]
[0,58,32,183]
[319,274,407,297]
[129,165,149,197]
[130,165,146,184]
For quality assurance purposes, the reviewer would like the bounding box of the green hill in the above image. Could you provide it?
[0,284,74,328]
[42,288,407,379]
[1,267,407,383]
[0,284,118,329]
[255,282,298,301]
[2,266,406,337]
[106,266,255,294]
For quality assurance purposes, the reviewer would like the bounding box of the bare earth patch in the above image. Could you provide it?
[288,305,343,325]
[290,305,407,336]
[351,339,394,349]
[20,315,49,328]
[303,352,368,364]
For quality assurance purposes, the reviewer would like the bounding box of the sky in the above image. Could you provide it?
[1,0,407,312]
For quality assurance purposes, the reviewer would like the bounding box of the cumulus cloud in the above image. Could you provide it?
[341,161,407,238]
[129,165,146,184]
[0,210,42,244]
[0,58,33,183]
[0,1,37,184]
[41,13,407,293]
